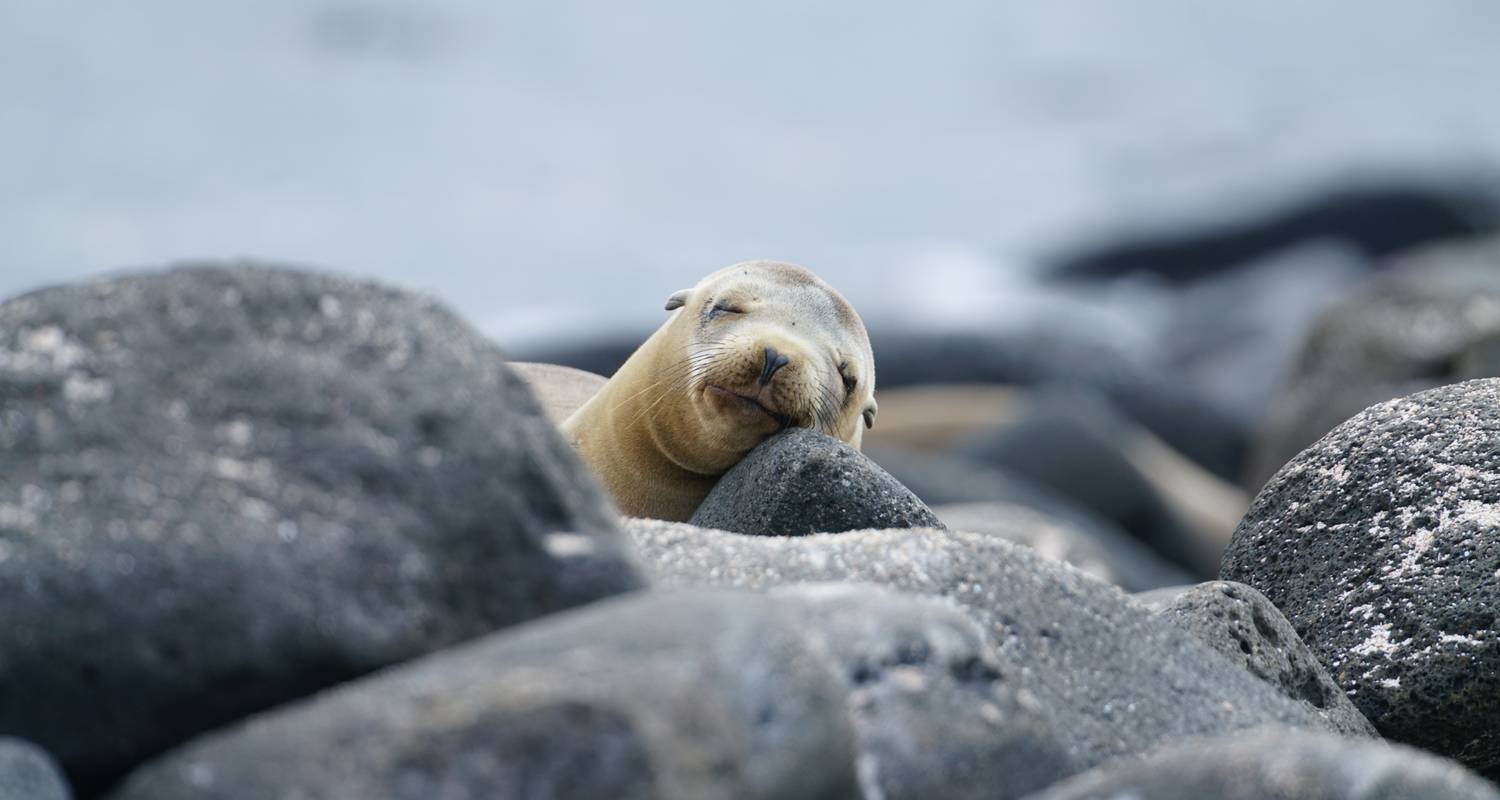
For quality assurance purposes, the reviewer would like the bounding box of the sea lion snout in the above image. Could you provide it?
[759,346,791,387]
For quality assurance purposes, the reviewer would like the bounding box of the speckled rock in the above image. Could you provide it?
[1247,239,1500,491]
[688,428,943,535]
[1021,728,1500,800]
[936,501,1190,592]
[0,264,643,790]
[627,520,1345,774]
[768,584,1074,800]
[112,590,859,800]
[1133,581,1375,737]
[0,739,70,800]
[1223,380,1500,771]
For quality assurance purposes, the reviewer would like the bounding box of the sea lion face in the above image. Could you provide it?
[652,261,877,473]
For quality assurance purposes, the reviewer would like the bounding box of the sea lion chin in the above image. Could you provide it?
[560,260,877,521]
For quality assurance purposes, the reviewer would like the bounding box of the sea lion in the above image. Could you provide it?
[560,260,877,521]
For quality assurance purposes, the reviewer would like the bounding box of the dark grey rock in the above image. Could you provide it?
[1132,581,1375,737]
[951,393,1218,576]
[769,584,1075,800]
[936,501,1192,592]
[110,590,856,800]
[689,428,943,535]
[1247,239,1500,491]
[0,739,70,800]
[1020,728,1500,800]
[0,264,643,790]
[1223,379,1500,772]
[627,520,1347,774]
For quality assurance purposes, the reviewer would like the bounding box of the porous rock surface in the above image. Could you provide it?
[0,738,70,800]
[627,519,1344,774]
[1021,728,1500,800]
[1223,379,1500,771]
[767,584,1074,800]
[689,428,943,535]
[0,264,643,789]
[1133,581,1375,737]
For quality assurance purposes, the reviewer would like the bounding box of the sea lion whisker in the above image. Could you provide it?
[605,349,725,414]
[619,365,706,425]
[624,353,723,427]
[631,367,710,428]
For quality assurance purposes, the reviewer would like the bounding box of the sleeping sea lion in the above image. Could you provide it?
[559,260,877,520]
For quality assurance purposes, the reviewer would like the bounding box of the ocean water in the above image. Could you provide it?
[4,1,1499,348]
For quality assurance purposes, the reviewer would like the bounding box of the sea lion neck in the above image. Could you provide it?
[560,326,723,520]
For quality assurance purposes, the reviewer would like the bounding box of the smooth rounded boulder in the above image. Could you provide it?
[0,264,643,790]
[688,428,943,535]
[1223,379,1500,772]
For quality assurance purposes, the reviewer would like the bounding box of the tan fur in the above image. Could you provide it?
[561,261,877,521]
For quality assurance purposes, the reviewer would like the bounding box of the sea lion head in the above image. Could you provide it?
[650,260,877,474]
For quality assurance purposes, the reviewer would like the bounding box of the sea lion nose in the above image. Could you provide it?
[759,346,791,386]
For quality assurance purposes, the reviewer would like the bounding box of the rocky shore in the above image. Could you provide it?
[4,242,1500,798]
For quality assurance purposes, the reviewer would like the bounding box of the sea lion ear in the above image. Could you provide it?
[664,289,691,311]
[862,400,878,430]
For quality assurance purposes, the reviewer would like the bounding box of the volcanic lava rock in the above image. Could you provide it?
[1133,581,1375,737]
[628,519,1348,774]
[1223,379,1500,771]
[689,428,943,535]
[110,590,855,800]
[769,584,1074,800]
[0,264,643,790]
